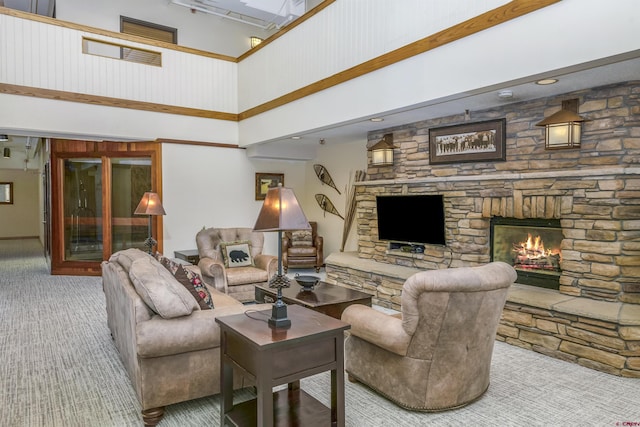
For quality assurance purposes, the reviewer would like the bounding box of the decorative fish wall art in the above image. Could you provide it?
[313,164,341,194]
[315,194,344,220]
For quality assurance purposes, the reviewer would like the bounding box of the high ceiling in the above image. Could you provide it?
[170,0,307,30]
[1,1,639,158]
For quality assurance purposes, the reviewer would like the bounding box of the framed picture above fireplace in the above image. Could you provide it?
[429,118,506,165]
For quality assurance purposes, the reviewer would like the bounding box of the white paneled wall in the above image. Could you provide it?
[238,0,508,110]
[0,13,237,112]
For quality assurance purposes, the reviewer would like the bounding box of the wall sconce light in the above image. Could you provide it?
[369,133,394,166]
[250,36,263,48]
[3,147,10,158]
[536,99,585,149]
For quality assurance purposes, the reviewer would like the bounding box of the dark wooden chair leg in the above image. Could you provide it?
[142,407,164,427]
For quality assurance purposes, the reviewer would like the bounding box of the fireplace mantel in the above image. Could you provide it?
[356,166,640,187]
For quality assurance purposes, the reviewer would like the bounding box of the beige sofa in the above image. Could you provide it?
[196,227,277,302]
[342,262,516,412]
[101,248,271,426]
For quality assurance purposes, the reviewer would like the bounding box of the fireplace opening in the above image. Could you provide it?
[490,217,562,290]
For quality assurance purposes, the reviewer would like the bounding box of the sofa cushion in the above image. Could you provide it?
[129,257,199,319]
[288,246,317,256]
[220,240,254,268]
[226,266,269,286]
[155,253,213,310]
[110,247,153,271]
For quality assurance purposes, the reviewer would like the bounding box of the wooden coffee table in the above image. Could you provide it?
[255,281,372,319]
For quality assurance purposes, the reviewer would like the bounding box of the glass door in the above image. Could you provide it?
[51,139,161,275]
[63,158,103,261]
[111,157,152,253]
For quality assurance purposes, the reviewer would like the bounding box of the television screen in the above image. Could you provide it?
[376,194,446,246]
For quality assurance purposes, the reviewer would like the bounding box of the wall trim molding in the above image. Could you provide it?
[156,138,242,149]
[0,83,237,121]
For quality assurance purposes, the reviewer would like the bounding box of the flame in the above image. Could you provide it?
[515,234,559,258]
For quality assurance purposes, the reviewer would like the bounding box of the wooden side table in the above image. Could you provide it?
[173,249,200,265]
[216,305,350,427]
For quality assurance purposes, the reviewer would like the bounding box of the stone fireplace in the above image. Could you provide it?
[325,81,640,377]
[491,217,562,290]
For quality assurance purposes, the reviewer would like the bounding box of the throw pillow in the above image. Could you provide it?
[220,241,253,268]
[128,257,199,319]
[182,266,214,309]
[154,252,213,310]
[291,230,313,246]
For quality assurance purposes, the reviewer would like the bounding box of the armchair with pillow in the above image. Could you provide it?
[282,221,323,273]
[196,227,278,302]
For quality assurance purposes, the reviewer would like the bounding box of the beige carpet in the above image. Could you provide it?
[1,238,639,426]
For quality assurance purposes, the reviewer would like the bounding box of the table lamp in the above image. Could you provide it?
[254,184,310,328]
[134,191,166,254]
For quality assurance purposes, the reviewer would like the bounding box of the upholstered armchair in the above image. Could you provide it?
[341,262,517,411]
[196,227,277,302]
[282,221,323,273]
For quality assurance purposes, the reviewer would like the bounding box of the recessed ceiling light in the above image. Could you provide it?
[497,90,513,99]
[370,118,384,122]
[291,136,301,140]
[536,78,558,85]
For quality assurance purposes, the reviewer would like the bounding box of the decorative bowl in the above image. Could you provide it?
[294,274,319,291]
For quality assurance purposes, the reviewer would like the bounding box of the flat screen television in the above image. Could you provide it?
[376,194,446,246]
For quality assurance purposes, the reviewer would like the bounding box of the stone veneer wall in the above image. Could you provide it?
[325,81,640,376]
[360,81,640,304]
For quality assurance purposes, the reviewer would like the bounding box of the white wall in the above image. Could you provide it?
[0,93,238,144]
[161,143,308,257]
[161,137,366,260]
[0,169,40,239]
[55,0,272,57]
[0,13,238,114]
[301,138,367,257]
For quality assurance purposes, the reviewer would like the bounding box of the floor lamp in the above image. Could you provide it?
[253,184,310,329]
[134,191,166,254]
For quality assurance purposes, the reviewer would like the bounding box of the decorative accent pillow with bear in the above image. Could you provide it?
[220,241,253,268]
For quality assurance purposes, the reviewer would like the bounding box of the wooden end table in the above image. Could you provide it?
[173,249,200,265]
[255,281,372,319]
[216,305,350,427]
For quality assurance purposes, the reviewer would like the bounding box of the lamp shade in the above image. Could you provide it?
[134,192,166,216]
[536,100,585,149]
[253,185,310,232]
[369,133,394,166]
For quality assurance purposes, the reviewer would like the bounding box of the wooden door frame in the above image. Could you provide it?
[50,140,162,276]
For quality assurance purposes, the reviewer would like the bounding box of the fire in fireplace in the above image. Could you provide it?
[490,217,562,290]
